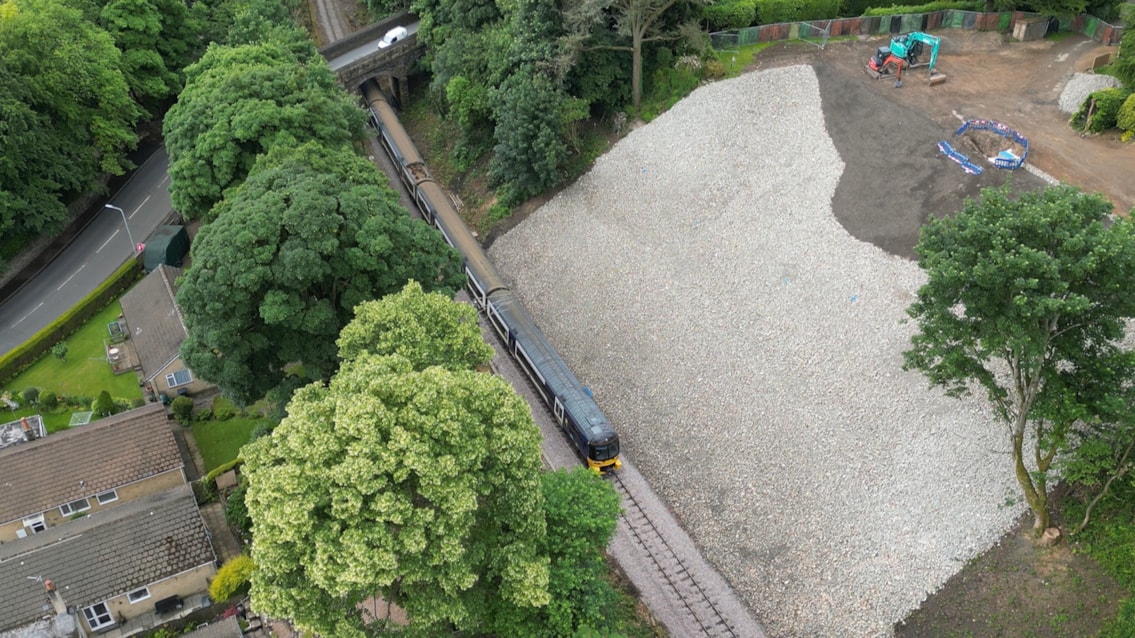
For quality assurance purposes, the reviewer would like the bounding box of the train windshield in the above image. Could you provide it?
[590,440,620,461]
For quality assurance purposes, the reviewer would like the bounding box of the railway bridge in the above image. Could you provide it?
[320,12,423,105]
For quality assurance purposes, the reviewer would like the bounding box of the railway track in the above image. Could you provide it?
[311,0,348,44]
[610,471,742,638]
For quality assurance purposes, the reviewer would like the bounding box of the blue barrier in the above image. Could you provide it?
[954,119,1029,169]
[938,140,984,175]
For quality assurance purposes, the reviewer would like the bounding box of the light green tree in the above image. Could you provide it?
[904,185,1135,533]
[338,280,494,369]
[243,353,550,635]
[176,142,464,405]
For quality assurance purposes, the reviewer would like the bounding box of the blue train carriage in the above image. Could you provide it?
[484,290,622,473]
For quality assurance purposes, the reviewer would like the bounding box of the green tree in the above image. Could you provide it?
[243,353,550,636]
[162,41,365,219]
[170,395,194,426]
[492,468,622,636]
[51,342,67,361]
[904,185,1135,533]
[98,0,199,115]
[93,390,117,417]
[338,280,494,369]
[176,142,464,405]
[0,0,141,238]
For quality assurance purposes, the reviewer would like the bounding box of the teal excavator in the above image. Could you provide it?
[865,32,947,87]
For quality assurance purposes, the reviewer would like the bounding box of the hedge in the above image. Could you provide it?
[863,0,982,17]
[704,0,758,30]
[0,258,142,384]
[205,457,244,484]
[1117,93,1135,141]
[757,0,839,23]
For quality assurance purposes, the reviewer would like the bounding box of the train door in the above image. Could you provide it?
[466,269,488,308]
[553,396,565,426]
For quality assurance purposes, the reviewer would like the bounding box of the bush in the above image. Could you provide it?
[224,483,250,535]
[92,390,116,416]
[192,478,217,505]
[209,555,255,602]
[51,342,67,361]
[862,0,982,16]
[757,0,838,23]
[1071,88,1133,133]
[131,397,146,408]
[22,387,39,405]
[171,396,194,427]
[40,391,58,410]
[195,407,213,422]
[1117,93,1135,141]
[248,422,274,443]
[213,404,235,421]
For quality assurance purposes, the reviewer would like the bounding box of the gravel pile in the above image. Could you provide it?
[490,65,1026,638]
[1058,72,1122,113]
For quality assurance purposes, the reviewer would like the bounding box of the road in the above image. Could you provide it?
[324,21,419,72]
[0,147,174,357]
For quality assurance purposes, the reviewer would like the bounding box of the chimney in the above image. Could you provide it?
[21,417,36,442]
[43,579,68,614]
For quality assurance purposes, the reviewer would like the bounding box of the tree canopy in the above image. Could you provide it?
[0,0,141,238]
[163,40,365,219]
[337,280,495,370]
[904,185,1135,533]
[243,353,550,636]
[176,142,464,404]
[97,0,200,115]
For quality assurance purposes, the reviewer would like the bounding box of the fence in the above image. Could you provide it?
[710,9,1123,50]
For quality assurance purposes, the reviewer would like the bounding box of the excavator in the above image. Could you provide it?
[866,32,947,87]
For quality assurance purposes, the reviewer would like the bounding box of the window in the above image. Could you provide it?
[22,514,46,533]
[96,490,118,505]
[83,602,115,630]
[165,369,193,388]
[127,587,151,603]
[60,498,90,516]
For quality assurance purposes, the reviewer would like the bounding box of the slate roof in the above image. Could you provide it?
[0,484,215,631]
[120,264,187,382]
[0,403,181,525]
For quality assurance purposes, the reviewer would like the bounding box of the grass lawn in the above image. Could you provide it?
[1,405,75,434]
[191,398,269,473]
[4,302,142,403]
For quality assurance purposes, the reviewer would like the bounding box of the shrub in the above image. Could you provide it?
[92,390,116,416]
[40,391,58,410]
[209,555,255,602]
[1071,88,1133,133]
[225,483,250,535]
[757,0,838,23]
[171,396,194,427]
[192,478,217,505]
[22,387,39,405]
[51,342,67,361]
[1117,93,1135,141]
[214,404,235,421]
[703,0,757,30]
[195,407,213,422]
[248,422,274,443]
[131,397,145,408]
[862,0,982,16]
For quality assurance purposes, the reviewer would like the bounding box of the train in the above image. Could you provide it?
[361,80,622,474]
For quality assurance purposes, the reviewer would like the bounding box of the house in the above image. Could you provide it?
[0,484,217,637]
[0,403,184,543]
[119,265,211,400]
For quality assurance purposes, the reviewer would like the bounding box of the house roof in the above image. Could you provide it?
[0,403,182,525]
[120,264,187,381]
[0,484,215,630]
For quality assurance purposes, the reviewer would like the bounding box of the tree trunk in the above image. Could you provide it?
[631,29,644,108]
[1011,419,1049,534]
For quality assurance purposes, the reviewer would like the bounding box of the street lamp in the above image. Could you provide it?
[104,204,137,254]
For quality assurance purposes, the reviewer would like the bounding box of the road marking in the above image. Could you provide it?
[98,229,120,253]
[159,175,170,186]
[130,196,149,219]
[58,264,86,291]
[12,302,44,327]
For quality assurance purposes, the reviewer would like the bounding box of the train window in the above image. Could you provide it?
[466,269,487,307]
[589,442,619,461]
[514,344,546,387]
[487,303,509,341]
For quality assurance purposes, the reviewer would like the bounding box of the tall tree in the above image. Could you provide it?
[337,280,494,370]
[904,185,1135,533]
[0,0,140,237]
[243,353,550,636]
[176,142,464,404]
[98,0,199,114]
[162,40,365,219]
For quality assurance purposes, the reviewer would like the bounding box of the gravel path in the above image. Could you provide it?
[490,65,1027,637]
[1058,72,1122,113]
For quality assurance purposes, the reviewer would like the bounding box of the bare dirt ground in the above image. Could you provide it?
[752,31,1133,259]
[751,32,1133,636]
